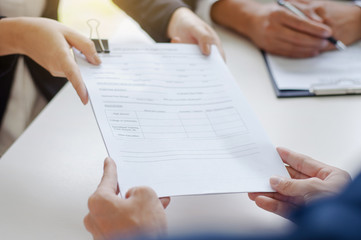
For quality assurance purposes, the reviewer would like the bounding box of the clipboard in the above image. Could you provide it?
[262,51,361,98]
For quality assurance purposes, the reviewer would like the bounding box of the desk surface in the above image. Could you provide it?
[1,20,361,240]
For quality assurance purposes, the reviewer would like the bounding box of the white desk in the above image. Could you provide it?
[1,21,361,239]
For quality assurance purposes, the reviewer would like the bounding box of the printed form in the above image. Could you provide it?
[76,44,289,197]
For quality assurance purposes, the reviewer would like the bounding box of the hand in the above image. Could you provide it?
[0,17,101,104]
[211,0,332,58]
[168,7,225,59]
[84,158,170,240]
[248,147,351,219]
[290,0,361,50]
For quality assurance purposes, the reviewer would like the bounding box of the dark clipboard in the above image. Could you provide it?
[262,51,361,98]
[262,51,314,98]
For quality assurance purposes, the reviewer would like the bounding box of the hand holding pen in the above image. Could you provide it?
[277,0,347,51]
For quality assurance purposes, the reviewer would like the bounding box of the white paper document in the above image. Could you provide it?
[266,41,361,90]
[76,44,288,197]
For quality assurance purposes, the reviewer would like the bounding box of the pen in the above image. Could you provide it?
[277,0,347,51]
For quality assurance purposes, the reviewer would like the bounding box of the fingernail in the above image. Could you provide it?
[93,54,101,65]
[204,44,211,55]
[270,176,283,187]
[80,88,88,105]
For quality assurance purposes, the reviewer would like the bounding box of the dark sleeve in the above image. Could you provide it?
[0,55,19,126]
[42,0,60,20]
[112,0,195,42]
[286,172,361,240]
[117,173,361,240]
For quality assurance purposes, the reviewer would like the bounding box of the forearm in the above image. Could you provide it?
[210,0,262,37]
[0,18,25,56]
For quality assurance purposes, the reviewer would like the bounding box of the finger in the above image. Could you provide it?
[65,30,101,65]
[275,25,328,49]
[313,3,327,20]
[196,30,225,60]
[83,214,92,233]
[303,10,322,23]
[171,31,225,60]
[286,166,309,179]
[308,13,322,23]
[321,42,336,52]
[270,176,321,197]
[197,36,212,56]
[61,54,88,104]
[277,147,329,177]
[209,32,226,61]
[83,214,103,240]
[170,37,182,43]
[254,196,297,219]
[199,42,211,56]
[265,40,320,58]
[278,9,331,38]
[191,26,216,56]
[290,1,322,22]
[96,157,118,194]
[125,186,158,200]
[269,49,319,58]
[160,197,171,209]
[248,192,289,202]
[248,192,304,205]
[249,192,271,201]
[172,36,211,57]
[289,0,311,4]
[262,25,325,56]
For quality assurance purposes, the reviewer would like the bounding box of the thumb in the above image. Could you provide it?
[96,157,119,195]
[125,186,159,201]
[270,176,319,197]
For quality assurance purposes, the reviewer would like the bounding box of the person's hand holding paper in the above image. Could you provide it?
[0,17,101,104]
[76,44,290,198]
[84,158,170,240]
[249,147,351,218]
[168,7,225,59]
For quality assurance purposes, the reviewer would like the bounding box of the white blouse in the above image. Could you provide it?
[0,0,46,17]
[0,0,48,155]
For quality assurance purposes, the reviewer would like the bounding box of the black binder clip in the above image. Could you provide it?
[87,19,110,53]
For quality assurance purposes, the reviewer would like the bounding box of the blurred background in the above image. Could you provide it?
[59,0,127,39]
